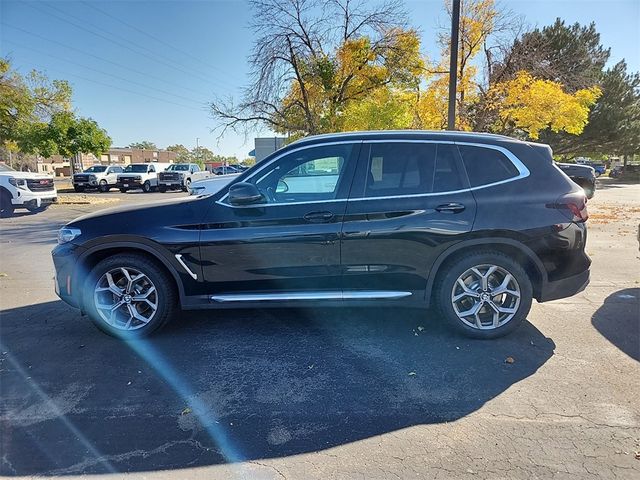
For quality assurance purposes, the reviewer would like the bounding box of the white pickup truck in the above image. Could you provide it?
[116,163,172,193]
[157,163,211,192]
[0,163,57,217]
[72,164,124,192]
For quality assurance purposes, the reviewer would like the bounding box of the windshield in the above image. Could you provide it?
[84,165,107,173]
[169,164,190,171]
[0,164,17,172]
[124,165,149,173]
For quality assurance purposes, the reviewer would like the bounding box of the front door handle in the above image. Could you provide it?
[304,211,334,223]
[435,203,465,214]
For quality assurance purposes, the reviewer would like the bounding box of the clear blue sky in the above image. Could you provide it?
[1,0,638,157]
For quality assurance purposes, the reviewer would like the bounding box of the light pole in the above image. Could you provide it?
[447,0,461,131]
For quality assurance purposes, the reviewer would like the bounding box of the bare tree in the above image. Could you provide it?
[210,0,414,138]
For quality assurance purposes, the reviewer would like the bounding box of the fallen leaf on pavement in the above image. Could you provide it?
[505,356,515,364]
[408,371,416,376]
[181,407,192,415]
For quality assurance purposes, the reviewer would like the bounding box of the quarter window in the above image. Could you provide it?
[458,145,519,187]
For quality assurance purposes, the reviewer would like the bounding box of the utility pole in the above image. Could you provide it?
[447,0,461,131]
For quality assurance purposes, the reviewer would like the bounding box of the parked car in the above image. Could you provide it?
[585,162,606,176]
[188,174,240,195]
[0,163,57,217]
[115,163,171,193]
[53,131,590,340]
[157,163,211,192]
[610,164,640,180]
[556,163,597,199]
[213,165,242,175]
[72,164,124,192]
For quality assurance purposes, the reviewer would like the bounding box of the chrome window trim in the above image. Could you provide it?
[216,139,530,208]
[210,290,412,302]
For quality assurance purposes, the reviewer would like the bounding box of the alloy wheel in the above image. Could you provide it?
[93,267,158,330]
[450,264,521,330]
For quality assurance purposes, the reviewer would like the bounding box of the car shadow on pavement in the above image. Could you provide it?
[591,288,639,362]
[0,301,555,476]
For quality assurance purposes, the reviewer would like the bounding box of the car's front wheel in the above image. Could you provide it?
[435,251,533,339]
[99,180,109,192]
[84,254,177,338]
[142,181,152,193]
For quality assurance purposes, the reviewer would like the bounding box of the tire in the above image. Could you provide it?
[26,204,49,214]
[182,179,191,192]
[142,181,151,193]
[98,180,109,192]
[74,185,85,193]
[158,185,167,193]
[84,254,177,339]
[119,188,128,193]
[435,251,533,339]
[0,191,14,218]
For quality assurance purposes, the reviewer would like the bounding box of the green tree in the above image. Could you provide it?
[128,140,157,149]
[495,19,610,92]
[0,57,71,150]
[17,111,111,163]
[166,144,192,163]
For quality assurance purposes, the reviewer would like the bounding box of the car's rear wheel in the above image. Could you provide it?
[435,251,532,339]
[84,254,177,339]
[0,191,14,218]
[99,180,109,192]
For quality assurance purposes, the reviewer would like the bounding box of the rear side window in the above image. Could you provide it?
[458,145,519,187]
[364,143,436,197]
[363,142,464,197]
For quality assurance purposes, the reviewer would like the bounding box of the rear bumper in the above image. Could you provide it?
[538,268,590,302]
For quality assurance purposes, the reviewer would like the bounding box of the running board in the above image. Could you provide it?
[210,291,412,303]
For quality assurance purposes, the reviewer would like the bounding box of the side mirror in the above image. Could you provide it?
[228,182,264,206]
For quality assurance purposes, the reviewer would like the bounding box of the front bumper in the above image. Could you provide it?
[52,242,85,308]
[538,268,590,302]
[116,180,142,188]
[12,189,58,207]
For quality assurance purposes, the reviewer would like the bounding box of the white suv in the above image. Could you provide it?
[116,163,172,193]
[0,164,57,217]
[72,165,124,193]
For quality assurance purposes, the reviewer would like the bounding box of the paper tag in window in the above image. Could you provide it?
[371,157,383,182]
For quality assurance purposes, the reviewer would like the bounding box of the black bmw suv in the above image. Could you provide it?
[52,131,590,339]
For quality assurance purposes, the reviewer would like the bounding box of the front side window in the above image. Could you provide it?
[250,143,354,204]
[124,165,148,173]
[458,145,519,187]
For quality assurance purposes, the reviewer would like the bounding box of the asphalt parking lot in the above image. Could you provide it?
[0,180,639,479]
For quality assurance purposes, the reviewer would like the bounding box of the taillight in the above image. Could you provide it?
[552,193,589,222]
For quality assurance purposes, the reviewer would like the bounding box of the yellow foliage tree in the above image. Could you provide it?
[488,71,601,139]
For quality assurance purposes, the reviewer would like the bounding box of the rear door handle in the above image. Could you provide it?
[304,211,335,223]
[435,203,465,214]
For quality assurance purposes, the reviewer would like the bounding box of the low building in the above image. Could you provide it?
[253,137,286,163]
[37,148,177,176]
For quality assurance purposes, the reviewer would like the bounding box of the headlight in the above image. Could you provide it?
[135,175,142,180]
[8,177,26,187]
[58,227,82,244]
